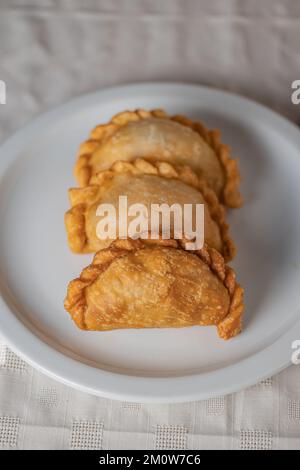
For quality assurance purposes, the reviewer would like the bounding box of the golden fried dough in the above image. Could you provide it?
[64,239,243,340]
[65,159,235,260]
[74,109,242,208]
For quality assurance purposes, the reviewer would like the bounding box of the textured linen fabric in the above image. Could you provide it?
[0,0,300,450]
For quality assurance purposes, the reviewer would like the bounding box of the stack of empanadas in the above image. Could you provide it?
[64,109,244,339]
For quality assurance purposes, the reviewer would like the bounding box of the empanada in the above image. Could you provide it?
[65,159,235,261]
[64,238,243,340]
[74,109,242,208]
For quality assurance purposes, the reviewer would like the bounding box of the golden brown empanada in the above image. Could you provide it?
[65,159,235,261]
[74,109,242,208]
[64,238,243,340]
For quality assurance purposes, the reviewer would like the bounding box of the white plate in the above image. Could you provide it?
[0,82,300,403]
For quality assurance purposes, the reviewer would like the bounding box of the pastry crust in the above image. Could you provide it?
[65,159,235,261]
[64,238,243,340]
[74,109,242,208]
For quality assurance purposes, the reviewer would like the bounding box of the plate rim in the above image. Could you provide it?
[0,81,299,403]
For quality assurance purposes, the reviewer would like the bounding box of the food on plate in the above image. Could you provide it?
[64,238,243,340]
[74,109,242,208]
[65,159,235,260]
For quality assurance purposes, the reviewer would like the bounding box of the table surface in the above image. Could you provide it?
[0,0,300,450]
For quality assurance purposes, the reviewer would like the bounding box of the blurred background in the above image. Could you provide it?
[0,0,300,143]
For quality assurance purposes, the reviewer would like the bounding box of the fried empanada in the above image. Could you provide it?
[64,238,243,340]
[74,109,242,208]
[65,159,235,260]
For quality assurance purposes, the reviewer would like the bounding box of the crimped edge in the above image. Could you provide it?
[74,108,242,208]
[67,158,236,261]
[64,238,244,340]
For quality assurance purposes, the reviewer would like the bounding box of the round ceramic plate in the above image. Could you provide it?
[0,82,300,403]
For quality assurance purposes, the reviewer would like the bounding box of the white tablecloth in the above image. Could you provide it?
[0,0,300,450]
